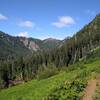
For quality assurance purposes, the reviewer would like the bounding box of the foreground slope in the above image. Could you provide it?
[0,58,100,100]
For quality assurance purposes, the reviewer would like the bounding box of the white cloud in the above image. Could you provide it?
[17,32,29,37]
[18,20,35,28]
[0,13,8,20]
[52,16,75,28]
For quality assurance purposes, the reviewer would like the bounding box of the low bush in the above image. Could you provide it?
[76,69,91,79]
[93,66,100,73]
[44,79,87,100]
[36,64,59,80]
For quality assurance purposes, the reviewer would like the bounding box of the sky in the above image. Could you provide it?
[0,0,100,40]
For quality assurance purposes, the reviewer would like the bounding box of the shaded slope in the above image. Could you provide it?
[0,31,31,59]
[0,31,62,59]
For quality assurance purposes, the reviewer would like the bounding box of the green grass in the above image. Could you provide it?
[0,71,77,100]
[0,59,100,100]
[93,84,100,100]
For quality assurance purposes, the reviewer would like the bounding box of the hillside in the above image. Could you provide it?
[0,49,99,100]
[29,37,61,50]
[0,31,61,59]
[0,31,31,60]
[42,38,61,50]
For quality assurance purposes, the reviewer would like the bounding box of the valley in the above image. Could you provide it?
[0,1,100,99]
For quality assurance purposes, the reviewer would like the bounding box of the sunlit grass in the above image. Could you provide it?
[0,59,100,100]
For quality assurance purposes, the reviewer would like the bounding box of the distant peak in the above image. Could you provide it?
[43,38,60,41]
[45,38,55,40]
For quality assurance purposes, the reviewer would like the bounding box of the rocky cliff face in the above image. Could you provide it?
[19,37,62,52]
[19,37,40,52]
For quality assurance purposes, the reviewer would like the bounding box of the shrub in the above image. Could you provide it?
[76,69,90,79]
[93,66,100,73]
[37,64,59,80]
[64,62,86,74]
[44,79,87,100]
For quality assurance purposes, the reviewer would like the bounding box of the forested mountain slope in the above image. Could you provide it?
[0,31,61,60]
[0,31,31,60]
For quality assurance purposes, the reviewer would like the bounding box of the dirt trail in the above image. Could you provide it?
[83,76,100,100]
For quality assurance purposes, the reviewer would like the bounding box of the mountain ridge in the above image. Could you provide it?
[0,31,62,59]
